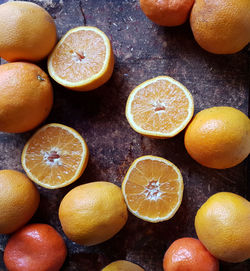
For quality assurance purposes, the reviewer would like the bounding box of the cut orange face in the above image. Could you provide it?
[47,26,114,91]
[125,76,194,138]
[122,155,183,223]
[21,123,89,189]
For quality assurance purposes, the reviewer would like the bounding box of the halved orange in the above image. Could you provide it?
[122,155,183,223]
[47,26,114,91]
[125,76,194,138]
[21,123,89,189]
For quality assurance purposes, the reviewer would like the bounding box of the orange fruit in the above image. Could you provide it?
[102,260,144,271]
[48,26,114,91]
[184,106,250,169]
[4,223,67,271]
[122,155,183,223]
[163,237,219,271]
[21,123,89,189]
[0,170,40,234]
[140,0,195,26]
[0,1,57,62]
[190,0,250,54]
[59,181,128,246]
[125,76,194,138]
[0,62,53,133]
[195,192,250,263]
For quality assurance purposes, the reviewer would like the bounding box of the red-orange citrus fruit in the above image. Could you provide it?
[163,237,219,271]
[4,223,67,271]
[140,0,195,26]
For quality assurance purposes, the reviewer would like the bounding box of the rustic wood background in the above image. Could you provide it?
[0,0,249,270]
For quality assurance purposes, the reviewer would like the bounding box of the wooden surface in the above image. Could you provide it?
[0,0,249,270]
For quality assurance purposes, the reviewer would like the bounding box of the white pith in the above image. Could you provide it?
[126,76,194,137]
[122,155,184,222]
[48,26,111,87]
[22,123,88,189]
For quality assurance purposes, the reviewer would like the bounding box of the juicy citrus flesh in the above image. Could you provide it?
[163,237,219,271]
[195,192,250,263]
[122,155,183,222]
[102,260,144,271]
[48,26,114,91]
[126,76,194,138]
[21,123,89,189]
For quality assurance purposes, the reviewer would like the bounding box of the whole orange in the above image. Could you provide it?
[0,62,53,133]
[0,170,40,234]
[195,192,250,263]
[0,1,57,62]
[190,0,250,54]
[59,181,128,246]
[140,0,194,26]
[4,223,67,271]
[163,237,219,271]
[184,107,250,169]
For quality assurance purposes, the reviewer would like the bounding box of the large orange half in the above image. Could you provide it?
[21,123,89,189]
[122,155,184,223]
[48,26,114,91]
[125,76,194,138]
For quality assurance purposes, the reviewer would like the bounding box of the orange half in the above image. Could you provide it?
[122,155,183,223]
[125,76,194,138]
[21,123,89,189]
[48,26,114,91]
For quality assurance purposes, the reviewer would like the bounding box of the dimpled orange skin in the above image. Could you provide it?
[163,238,219,271]
[190,0,250,54]
[0,62,53,133]
[195,192,250,263]
[184,107,250,169]
[140,0,195,26]
[4,224,67,271]
[59,182,128,246]
[0,170,40,234]
[0,1,57,62]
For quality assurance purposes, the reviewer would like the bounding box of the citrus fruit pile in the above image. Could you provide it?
[0,0,249,270]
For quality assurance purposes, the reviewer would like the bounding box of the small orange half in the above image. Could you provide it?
[122,155,183,223]
[21,123,89,189]
[125,76,194,138]
[48,26,114,91]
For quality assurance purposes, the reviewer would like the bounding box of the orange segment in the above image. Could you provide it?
[21,123,89,189]
[125,76,194,138]
[122,155,183,222]
[47,26,114,91]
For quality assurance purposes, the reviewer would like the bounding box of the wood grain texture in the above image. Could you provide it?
[0,0,249,270]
